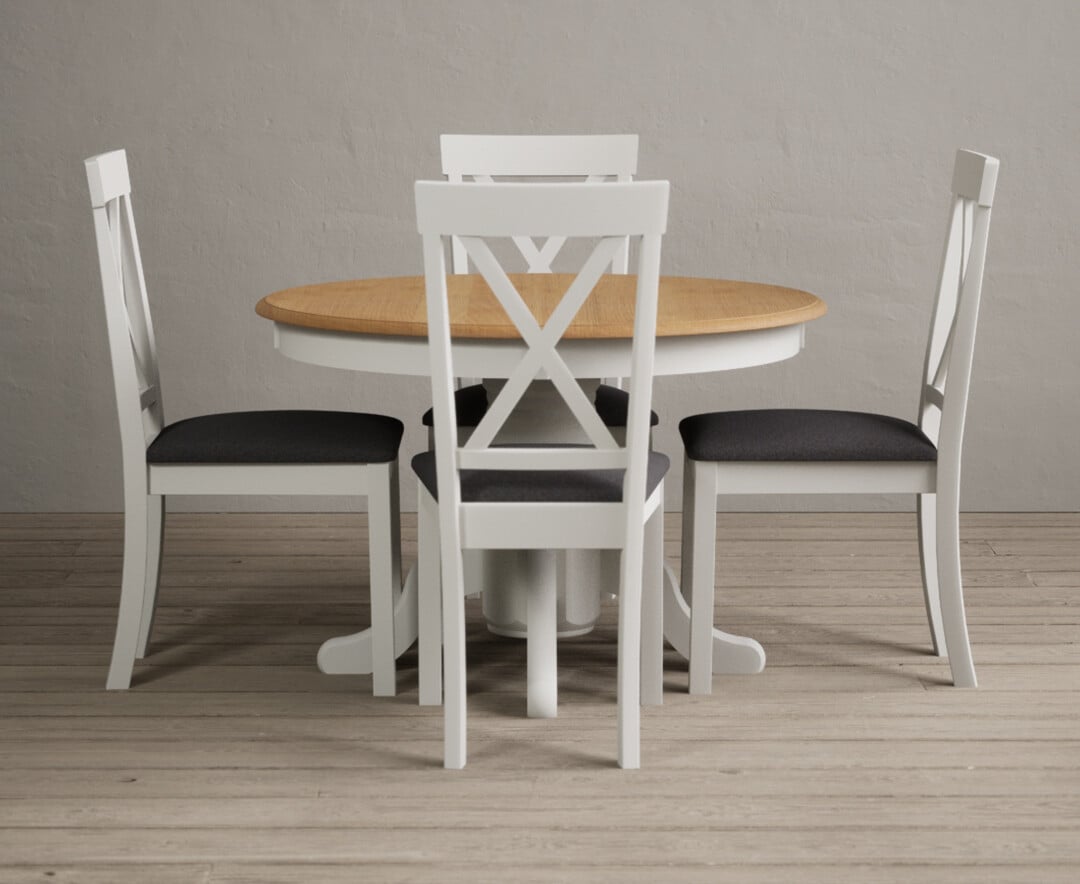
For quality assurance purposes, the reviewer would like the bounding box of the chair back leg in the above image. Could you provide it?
[617,530,645,769]
[417,488,444,706]
[641,503,665,706]
[437,501,469,769]
[106,490,150,690]
[935,486,977,686]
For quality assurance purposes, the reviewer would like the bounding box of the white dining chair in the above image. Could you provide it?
[420,134,658,436]
[678,149,999,693]
[414,179,670,768]
[85,149,405,694]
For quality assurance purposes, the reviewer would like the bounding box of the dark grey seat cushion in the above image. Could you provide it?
[146,410,404,465]
[421,384,490,428]
[594,384,660,428]
[679,409,937,463]
[421,383,659,429]
[412,449,669,503]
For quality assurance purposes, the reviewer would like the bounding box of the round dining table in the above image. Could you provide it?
[256,274,826,703]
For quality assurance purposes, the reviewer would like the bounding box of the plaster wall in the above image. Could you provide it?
[2,0,1077,512]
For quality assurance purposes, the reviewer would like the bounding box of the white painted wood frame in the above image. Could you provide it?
[85,150,404,695]
[415,180,669,769]
[681,149,1000,694]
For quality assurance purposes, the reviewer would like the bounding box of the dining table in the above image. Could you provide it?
[256,273,826,707]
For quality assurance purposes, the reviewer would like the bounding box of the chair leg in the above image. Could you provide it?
[135,494,165,658]
[417,488,443,706]
[917,493,947,657]
[439,519,468,769]
[685,458,719,695]
[935,483,977,687]
[106,491,149,690]
[617,531,644,770]
[640,502,664,706]
[368,462,400,697]
[527,551,558,719]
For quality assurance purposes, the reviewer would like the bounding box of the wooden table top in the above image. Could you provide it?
[256,274,826,339]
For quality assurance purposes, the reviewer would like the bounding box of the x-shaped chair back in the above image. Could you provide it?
[416,180,668,497]
[918,150,999,468]
[86,150,165,463]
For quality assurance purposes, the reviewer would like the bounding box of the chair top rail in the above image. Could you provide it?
[416,181,669,237]
[86,149,165,452]
[918,150,998,451]
[441,134,638,177]
[85,149,131,208]
[952,149,1000,207]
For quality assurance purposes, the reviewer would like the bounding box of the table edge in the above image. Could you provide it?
[255,275,827,339]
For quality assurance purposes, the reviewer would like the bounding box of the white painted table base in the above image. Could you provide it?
[283,327,796,698]
[313,559,766,684]
[317,566,419,675]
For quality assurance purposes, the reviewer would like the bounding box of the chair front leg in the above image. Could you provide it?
[135,494,165,658]
[526,550,558,719]
[686,458,719,695]
[917,492,947,657]
[368,462,401,697]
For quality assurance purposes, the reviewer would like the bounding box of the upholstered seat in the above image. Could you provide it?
[420,384,489,428]
[147,410,404,464]
[679,409,936,463]
[412,449,668,503]
[594,384,661,429]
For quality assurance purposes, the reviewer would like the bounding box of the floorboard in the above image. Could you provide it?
[1,512,1077,880]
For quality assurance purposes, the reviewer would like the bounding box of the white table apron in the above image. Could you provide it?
[271,320,808,702]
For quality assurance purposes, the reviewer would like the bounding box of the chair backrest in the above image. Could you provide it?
[918,149,1000,466]
[440,134,639,275]
[415,179,668,518]
[85,150,164,469]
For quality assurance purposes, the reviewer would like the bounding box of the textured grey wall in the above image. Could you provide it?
[2,0,1077,512]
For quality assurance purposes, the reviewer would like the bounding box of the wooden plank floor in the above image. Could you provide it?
[1,511,1078,882]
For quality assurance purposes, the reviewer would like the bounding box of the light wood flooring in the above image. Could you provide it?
[1,511,1078,882]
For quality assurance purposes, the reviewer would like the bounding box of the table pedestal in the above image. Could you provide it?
[314,559,767,684]
[475,549,607,639]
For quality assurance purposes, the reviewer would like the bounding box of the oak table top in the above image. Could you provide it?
[255,274,826,339]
